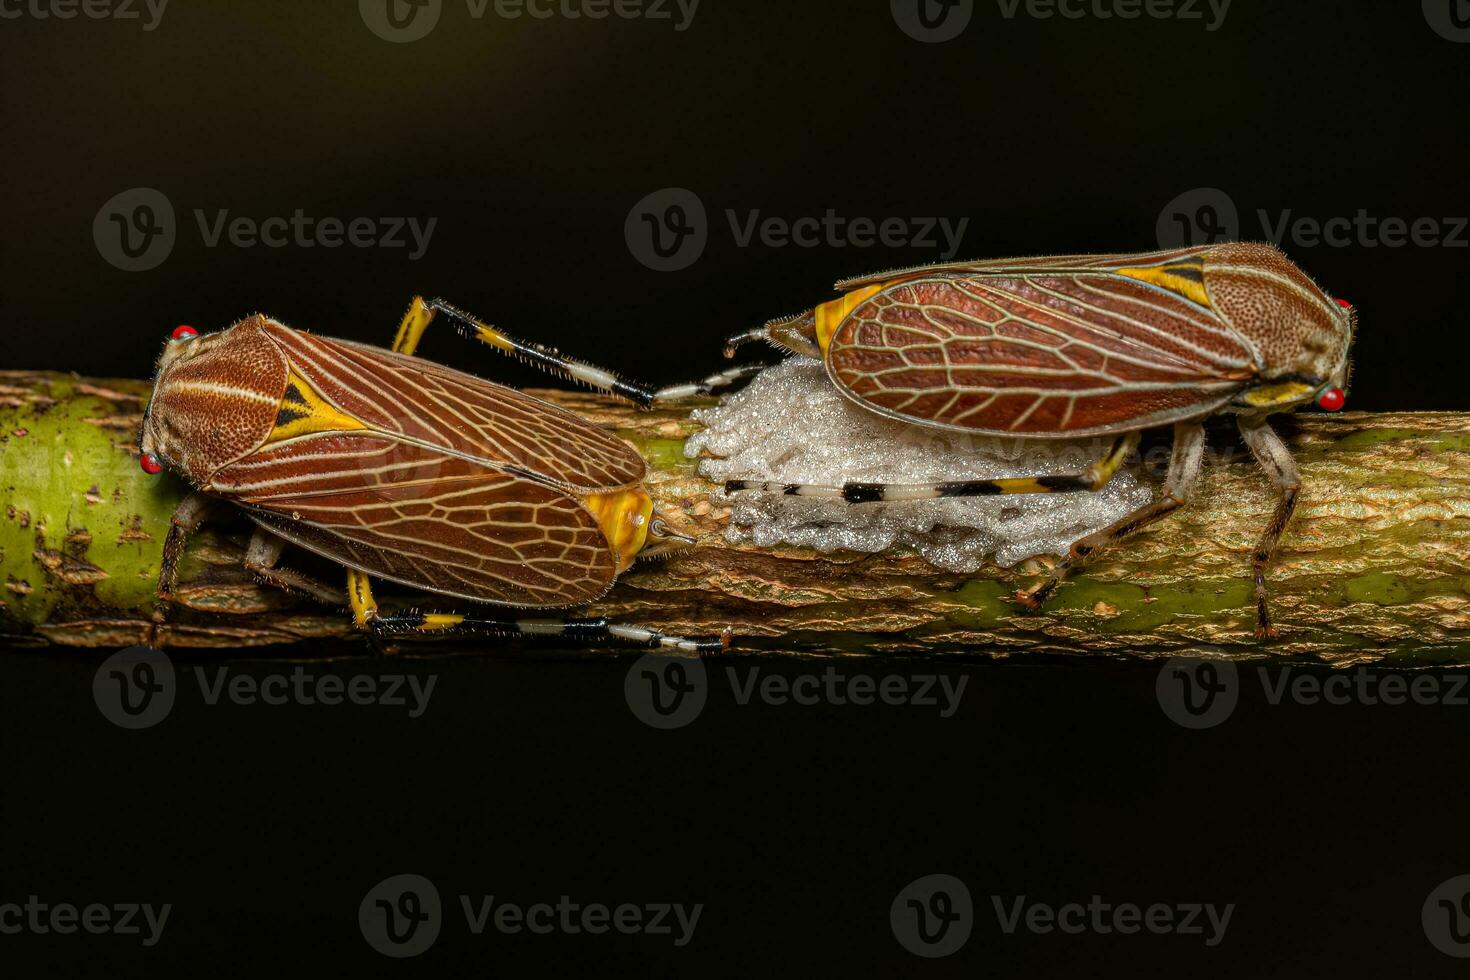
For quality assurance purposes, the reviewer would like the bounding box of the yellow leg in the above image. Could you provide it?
[347,567,469,634]
[392,294,760,406]
[391,296,437,356]
[1083,432,1140,489]
[389,293,539,363]
[347,568,379,628]
[345,565,726,649]
[389,295,665,405]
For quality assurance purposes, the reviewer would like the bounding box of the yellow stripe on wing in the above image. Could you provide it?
[262,368,370,446]
[1112,257,1212,309]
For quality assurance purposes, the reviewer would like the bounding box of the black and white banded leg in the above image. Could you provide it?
[392,296,763,406]
[1238,416,1301,639]
[347,569,728,652]
[1017,422,1206,609]
[727,432,1142,503]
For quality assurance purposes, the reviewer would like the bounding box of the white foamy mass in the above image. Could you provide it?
[684,357,1155,571]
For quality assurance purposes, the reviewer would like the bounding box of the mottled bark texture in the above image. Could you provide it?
[2,370,1467,663]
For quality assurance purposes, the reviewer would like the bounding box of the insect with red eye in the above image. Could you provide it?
[137,297,752,651]
[722,242,1355,638]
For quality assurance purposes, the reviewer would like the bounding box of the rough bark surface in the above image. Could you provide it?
[2,370,1468,664]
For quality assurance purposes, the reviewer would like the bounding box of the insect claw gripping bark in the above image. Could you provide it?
[138,295,733,651]
[724,244,1354,639]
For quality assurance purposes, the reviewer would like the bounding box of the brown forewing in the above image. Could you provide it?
[203,320,647,607]
[218,435,619,607]
[258,321,646,492]
[827,273,1259,437]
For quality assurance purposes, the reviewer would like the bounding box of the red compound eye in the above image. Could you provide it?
[171,325,198,341]
[1334,298,1353,310]
[139,453,163,475]
[1316,387,1346,412]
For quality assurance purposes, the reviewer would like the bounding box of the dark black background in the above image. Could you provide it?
[2,0,1468,974]
[2,0,1467,408]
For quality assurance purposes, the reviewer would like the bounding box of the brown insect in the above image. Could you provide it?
[723,242,1355,637]
[139,297,751,650]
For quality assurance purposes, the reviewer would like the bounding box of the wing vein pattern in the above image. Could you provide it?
[827,254,1260,437]
[210,324,646,607]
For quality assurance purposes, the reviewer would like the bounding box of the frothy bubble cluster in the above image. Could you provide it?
[685,358,1154,571]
